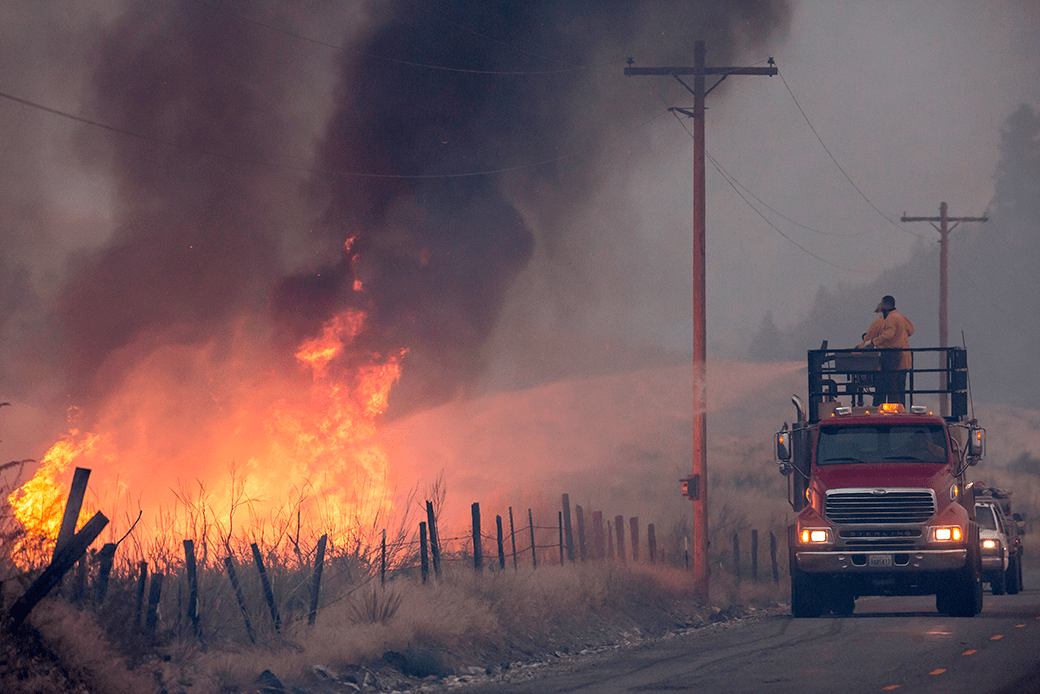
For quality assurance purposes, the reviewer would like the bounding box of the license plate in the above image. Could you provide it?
[869,554,893,567]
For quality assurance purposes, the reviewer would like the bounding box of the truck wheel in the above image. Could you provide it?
[791,573,822,618]
[950,537,984,617]
[936,588,952,615]
[828,590,855,616]
[991,567,1006,596]
[1006,554,1021,595]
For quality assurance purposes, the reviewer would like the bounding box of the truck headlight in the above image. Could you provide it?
[981,539,998,550]
[800,528,831,544]
[932,526,963,542]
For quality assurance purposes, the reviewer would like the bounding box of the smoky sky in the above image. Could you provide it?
[28,0,790,413]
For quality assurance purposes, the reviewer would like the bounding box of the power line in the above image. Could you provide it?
[638,60,848,238]
[664,107,865,272]
[186,0,589,76]
[775,65,929,241]
[409,3,585,70]
[704,145,867,273]
[709,158,841,237]
[0,88,670,180]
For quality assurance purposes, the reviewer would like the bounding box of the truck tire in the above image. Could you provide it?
[788,526,822,618]
[1006,554,1021,595]
[948,529,984,617]
[827,588,856,616]
[791,572,822,618]
[991,566,1006,595]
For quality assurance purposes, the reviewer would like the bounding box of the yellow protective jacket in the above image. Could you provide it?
[864,310,915,370]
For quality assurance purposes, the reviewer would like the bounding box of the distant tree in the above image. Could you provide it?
[747,310,780,362]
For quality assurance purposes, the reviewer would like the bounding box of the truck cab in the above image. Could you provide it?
[775,346,986,617]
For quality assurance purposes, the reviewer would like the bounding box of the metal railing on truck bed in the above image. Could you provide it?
[807,346,968,423]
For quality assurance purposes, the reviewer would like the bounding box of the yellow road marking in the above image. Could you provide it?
[929,669,946,675]
[963,649,978,655]
[991,635,1004,640]
[1016,624,1026,628]
[882,686,900,691]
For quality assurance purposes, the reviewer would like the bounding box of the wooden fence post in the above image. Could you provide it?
[419,523,429,584]
[135,561,148,628]
[72,555,88,603]
[496,515,505,569]
[770,531,779,584]
[471,502,483,571]
[94,542,117,605]
[528,509,537,569]
[751,529,759,582]
[308,534,327,625]
[7,512,109,629]
[562,494,574,562]
[647,524,657,564]
[53,468,91,563]
[508,507,518,570]
[575,505,586,562]
[223,556,255,644]
[145,572,164,641]
[733,533,741,582]
[426,501,441,578]
[251,543,281,632]
[557,511,564,565]
[629,517,640,563]
[592,511,604,560]
[380,529,387,586]
[183,540,200,638]
[614,516,626,563]
[54,467,91,599]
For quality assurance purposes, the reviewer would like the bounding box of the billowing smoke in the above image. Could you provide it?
[2,0,791,446]
[64,0,787,411]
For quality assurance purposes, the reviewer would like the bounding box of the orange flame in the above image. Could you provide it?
[7,431,105,557]
[7,309,405,564]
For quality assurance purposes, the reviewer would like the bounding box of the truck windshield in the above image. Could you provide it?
[975,505,998,531]
[816,424,947,465]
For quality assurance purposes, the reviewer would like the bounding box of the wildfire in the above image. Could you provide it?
[6,309,406,563]
[7,431,104,553]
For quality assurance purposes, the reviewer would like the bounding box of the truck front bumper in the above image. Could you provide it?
[796,548,967,573]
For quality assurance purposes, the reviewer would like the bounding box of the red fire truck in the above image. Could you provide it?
[775,346,986,617]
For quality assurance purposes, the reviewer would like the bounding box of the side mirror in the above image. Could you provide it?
[775,429,791,462]
[968,427,985,458]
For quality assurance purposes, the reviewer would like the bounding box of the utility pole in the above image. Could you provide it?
[901,202,987,417]
[625,42,776,601]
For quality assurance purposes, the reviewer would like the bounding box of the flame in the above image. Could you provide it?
[7,431,105,557]
[7,309,405,564]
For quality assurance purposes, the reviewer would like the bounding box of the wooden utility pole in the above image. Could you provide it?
[901,203,987,416]
[625,41,776,601]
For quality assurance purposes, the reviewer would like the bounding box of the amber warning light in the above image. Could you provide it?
[681,475,700,500]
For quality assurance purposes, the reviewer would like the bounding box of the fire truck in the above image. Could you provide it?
[774,346,986,617]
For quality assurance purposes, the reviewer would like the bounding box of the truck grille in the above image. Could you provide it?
[825,489,936,524]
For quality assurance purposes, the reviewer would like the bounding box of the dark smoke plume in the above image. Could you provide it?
[275,0,791,411]
[40,0,790,412]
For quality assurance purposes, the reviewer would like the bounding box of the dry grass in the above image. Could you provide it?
[4,386,1036,694]
[177,558,784,694]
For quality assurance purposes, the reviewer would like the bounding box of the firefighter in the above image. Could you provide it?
[858,295,914,405]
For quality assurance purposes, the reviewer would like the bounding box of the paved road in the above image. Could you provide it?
[477,567,1040,694]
